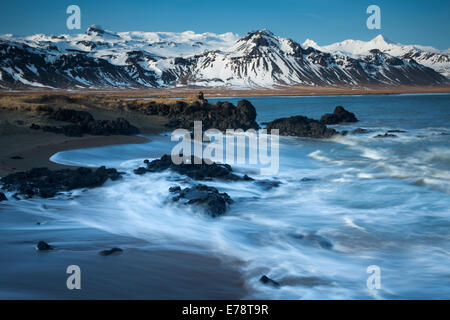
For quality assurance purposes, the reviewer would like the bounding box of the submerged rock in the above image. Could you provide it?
[320,106,358,125]
[387,129,407,133]
[0,166,123,199]
[305,234,333,250]
[99,248,123,256]
[300,177,316,182]
[37,241,53,251]
[259,275,280,287]
[374,133,398,138]
[255,179,281,190]
[352,128,370,134]
[0,192,7,202]
[134,155,247,181]
[170,184,233,217]
[265,115,337,138]
[278,275,332,287]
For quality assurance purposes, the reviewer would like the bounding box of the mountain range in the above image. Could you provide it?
[0,26,448,89]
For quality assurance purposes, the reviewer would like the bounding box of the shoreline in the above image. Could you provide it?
[0,206,248,299]
[2,85,450,99]
[0,95,166,176]
[0,134,149,177]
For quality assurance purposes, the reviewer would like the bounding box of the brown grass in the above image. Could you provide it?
[2,84,449,100]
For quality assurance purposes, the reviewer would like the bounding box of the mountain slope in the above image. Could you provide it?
[304,35,450,78]
[0,27,448,89]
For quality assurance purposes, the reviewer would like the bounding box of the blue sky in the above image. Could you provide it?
[0,0,449,49]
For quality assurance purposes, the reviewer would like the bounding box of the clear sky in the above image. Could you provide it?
[0,0,449,49]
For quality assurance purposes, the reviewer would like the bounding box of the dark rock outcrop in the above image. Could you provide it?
[170,184,233,217]
[134,155,246,181]
[259,275,280,287]
[265,116,337,138]
[131,99,259,131]
[0,166,123,199]
[99,248,123,256]
[0,192,7,202]
[37,241,53,251]
[320,106,358,125]
[31,108,139,137]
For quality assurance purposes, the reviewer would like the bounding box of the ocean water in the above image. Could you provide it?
[5,94,450,299]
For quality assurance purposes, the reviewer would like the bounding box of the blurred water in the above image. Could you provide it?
[7,94,450,299]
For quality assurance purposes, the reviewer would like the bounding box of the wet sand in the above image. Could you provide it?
[0,130,149,176]
[0,208,248,299]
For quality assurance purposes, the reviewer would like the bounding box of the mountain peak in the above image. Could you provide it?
[238,29,278,48]
[370,34,392,45]
[242,29,275,40]
[250,29,275,36]
[302,39,319,49]
[85,25,105,35]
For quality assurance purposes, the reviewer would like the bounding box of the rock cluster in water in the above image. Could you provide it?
[134,155,251,181]
[265,115,338,138]
[265,106,358,138]
[30,108,139,137]
[0,166,123,198]
[169,184,233,217]
[320,106,359,125]
[133,155,256,216]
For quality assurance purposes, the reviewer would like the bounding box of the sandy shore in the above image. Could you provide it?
[0,95,168,176]
[4,84,450,99]
[0,207,247,299]
[0,131,149,177]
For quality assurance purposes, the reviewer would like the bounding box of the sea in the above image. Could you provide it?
[1,93,449,299]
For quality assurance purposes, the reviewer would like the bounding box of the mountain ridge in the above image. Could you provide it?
[306,34,450,78]
[0,27,448,89]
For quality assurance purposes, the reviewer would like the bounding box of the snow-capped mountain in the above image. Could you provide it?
[303,35,450,78]
[0,26,447,89]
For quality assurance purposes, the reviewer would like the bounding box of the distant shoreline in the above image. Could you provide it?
[2,85,450,99]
